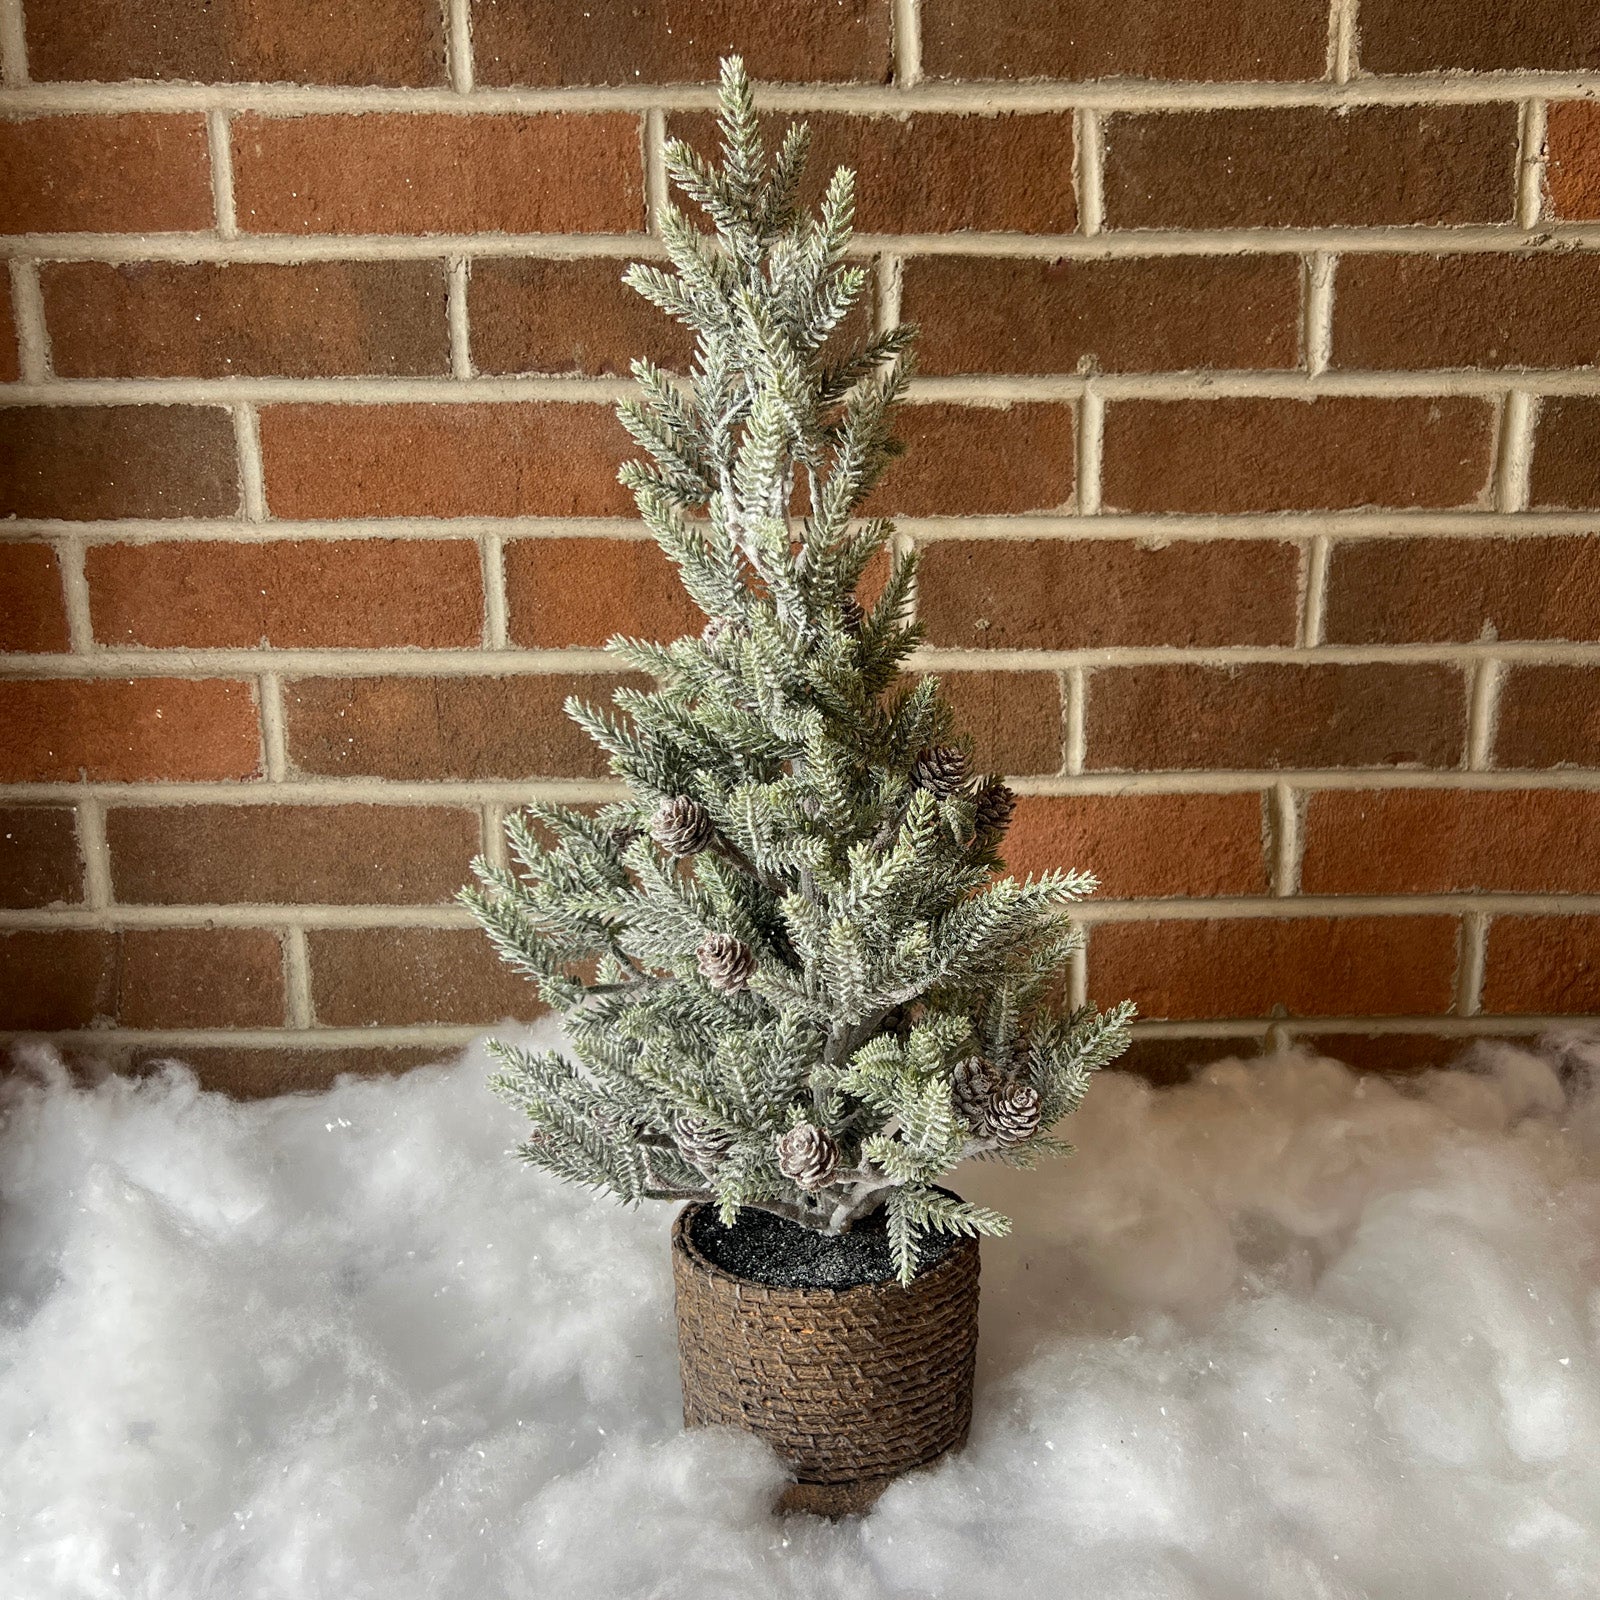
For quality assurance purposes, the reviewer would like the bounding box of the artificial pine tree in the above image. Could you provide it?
[463,57,1134,1283]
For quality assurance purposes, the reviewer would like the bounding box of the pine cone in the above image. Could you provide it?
[951,1055,998,1137]
[838,594,865,636]
[989,1080,1042,1146]
[913,744,969,798]
[672,1113,732,1171]
[776,1123,839,1190]
[651,795,716,857]
[973,778,1017,843]
[697,932,756,992]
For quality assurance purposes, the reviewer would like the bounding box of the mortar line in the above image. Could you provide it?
[1467,658,1504,771]
[446,256,473,379]
[1328,0,1358,83]
[0,1023,491,1048]
[0,0,27,86]
[1075,108,1104,236]
[8,73,1600,114]
[258,671,289,780]
[10,640,1600,678]
[10,223,1600,267]
[15,367,1600,406]
[7,769,1600,808]
[5,895,1598,933]
[1063,666,1086,775]
[1493,390,1537,512]
[5,1013,1580,1054]
[1298,534,1331,647]
[55,532,94,653]
[1273,781,1303,897]
[1068,939,1088,1009]
[875,252,903,333]
[233,402,267,520]
[482,801,509,870]
[892,0,922,87]
[1517,100,1548,229]
[481,531,509,648]
[7,509,1598,545]
[207,110,237,237]
[1455,911,1489,1016]
[644,107,669,231]
[1075,386,1103,514]
[447,0,474,94]
[283,926,314,1026]
[8,257,49,380]
[76,797,113,912]
[1302,251,1336,375]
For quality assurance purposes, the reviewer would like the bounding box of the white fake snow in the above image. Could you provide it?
[3,1022,1600,1599]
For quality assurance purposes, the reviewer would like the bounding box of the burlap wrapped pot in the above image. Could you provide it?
[671,1204,981,1517]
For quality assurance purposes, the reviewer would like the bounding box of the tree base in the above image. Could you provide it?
[671,1203,980,1518]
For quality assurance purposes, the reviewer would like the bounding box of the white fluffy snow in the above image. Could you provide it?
[4,1024,1600,1600]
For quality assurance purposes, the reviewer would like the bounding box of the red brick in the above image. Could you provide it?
[1301,789,1600,895]
[128,1044,444,1097]
[87,539,484,649]
[0,114,212,234]
[106,804,480,905]
[284,674,643,780]
[1333,253,1600,371]
[1101,398,1495,514]
[0,543,70,652]
[1090,915,1460,1020]
[0,406,239,520]
[1529,398,1600,510]
[0,927,283,1030]
[1482,915,1600,1015]
[43,261,449,379]
[1103,105,1518,230]
[472,0,891,85]
[504,537,703,648]
[905,255,1301,376]
[0,274,17,380]
[1546,102,1600,221]
[1494,666,1600,769]
[0,806,82,908]
[25,0,445,85]
[878,404,1074,516]
[1117,1034,1268,1085]
[1290,1032,1478,1073]
[308,926,543,1026]
[922,0,1327,80]
[1324,534,1600,645]
[1004,792,1270,898]
[257,403,631,519]
[1086,663,1467,772]
[934,671,1063,776]
[670,111,1076,233]
[232,113,644,234]
[916,538,1298,649]
[0,678,261,782]
[469,258,692,376]
[1361,0,1600,74]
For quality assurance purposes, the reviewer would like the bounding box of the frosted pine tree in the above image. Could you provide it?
[463,57,1134,1282]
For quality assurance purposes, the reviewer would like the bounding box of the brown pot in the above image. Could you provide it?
[670,1203,981,1516]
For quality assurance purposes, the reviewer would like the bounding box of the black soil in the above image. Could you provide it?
[689,1201,959,1290]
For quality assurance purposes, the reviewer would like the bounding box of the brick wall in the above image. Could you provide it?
[2,1,1598,1094]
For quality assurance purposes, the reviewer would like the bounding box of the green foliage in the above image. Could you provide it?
[463,56,1133,1282]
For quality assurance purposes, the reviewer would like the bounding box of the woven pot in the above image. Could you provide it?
[670,1204,980,1516]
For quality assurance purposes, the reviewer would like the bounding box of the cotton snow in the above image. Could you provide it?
[3,1025,1599,1600]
